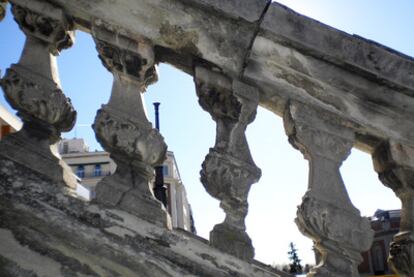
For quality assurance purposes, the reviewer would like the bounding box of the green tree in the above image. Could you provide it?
[288,242,303,274]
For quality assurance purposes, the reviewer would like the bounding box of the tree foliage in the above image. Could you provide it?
[288,242,303,274]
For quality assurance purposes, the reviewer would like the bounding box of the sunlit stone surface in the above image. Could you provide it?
[1,0,413,275]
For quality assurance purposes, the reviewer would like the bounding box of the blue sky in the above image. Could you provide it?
[1,0,413,265]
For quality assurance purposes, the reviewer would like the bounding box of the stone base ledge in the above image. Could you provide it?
[0,158,287,277]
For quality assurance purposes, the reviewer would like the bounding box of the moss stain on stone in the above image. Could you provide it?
[0,255,36,277]
[159,22,201,56]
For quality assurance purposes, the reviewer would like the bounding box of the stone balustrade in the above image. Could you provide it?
[0,0,78,188]
[1,0,414,276]
[373,142,414,276]
[91,23,171,228]
[284,102,374,276]
[0,0,6,21]
[194,67,261,260]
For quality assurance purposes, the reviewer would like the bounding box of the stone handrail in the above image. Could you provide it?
[1,0,414,276]
[42,0,414,148]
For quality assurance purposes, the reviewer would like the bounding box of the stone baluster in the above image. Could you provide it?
[0,0,7,21]
[373,142,414,276]
[194,66,261,260]
[0,0,77,187]
[284,101,374,277]
[91,25,171,228]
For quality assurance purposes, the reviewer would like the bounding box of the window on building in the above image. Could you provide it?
[163,165,169,176]
[94,164,102,177]
[76,165,85,178]
[62,142,68,154]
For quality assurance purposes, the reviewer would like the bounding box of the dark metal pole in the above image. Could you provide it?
[153,102,167,207]
[154,102,160,130]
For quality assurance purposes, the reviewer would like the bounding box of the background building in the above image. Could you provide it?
[59,138,195,232]
[359,209,400,277]
[59,138,116,199]
[163,151,196,233]
[0,103,22,139]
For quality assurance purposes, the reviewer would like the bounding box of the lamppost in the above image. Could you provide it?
[153,102,167,207]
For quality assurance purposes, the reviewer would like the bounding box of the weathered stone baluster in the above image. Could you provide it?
[0,0,7,21]
[284,101,374,277]
[373,142,414,276]
[92,26,170,228]
[0,1,77,187]
[194,67,261,260]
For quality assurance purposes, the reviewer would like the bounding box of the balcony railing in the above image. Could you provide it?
[0,0,413,276]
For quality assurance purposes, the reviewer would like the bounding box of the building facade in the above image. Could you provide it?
[59,138,195,232]
[359,209,400,277]
[0,103,22,139]
[163,151,196,233]
[59,138,116,199]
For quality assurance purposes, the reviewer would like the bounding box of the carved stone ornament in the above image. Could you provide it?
[388,232,414,276]
[373,142,414,277]
[0,0,77,187]
[284,101,374,277]
[3,0,77,137]
[92,29,170,228]
[93,24,157,90]
[11,1,74,55]
[93,107,169,227]
[195,67,261,260]
[93,108,166,167]
[1,66,76,139]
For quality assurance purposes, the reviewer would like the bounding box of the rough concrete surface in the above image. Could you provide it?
[0,158,286,277]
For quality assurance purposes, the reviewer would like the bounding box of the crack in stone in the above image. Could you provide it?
[240,0,272,79]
